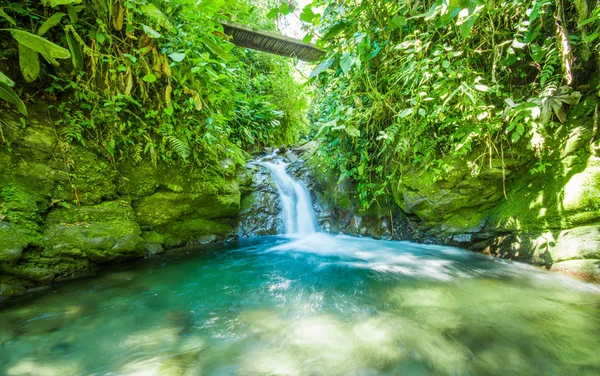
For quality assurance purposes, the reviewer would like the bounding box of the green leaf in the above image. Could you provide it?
[202,38,231,61]
[266,8,279,19]
[18,43,40,83]
[9,29,70,59]
[0,81,27,116]
[0,7,16,26]
[345,125,360,137]
[279,3,295,15]
[398,108,413,118]
[168,52,185,62]
[65,29,84,71]
[300,6,317,23]
[41,0,81,7]
[142,24,161,39]
[96,32,106,44]
[0,71,15,87]
[140,3,172,29]
[474,84,489,92]
[164,107,174,116]
[340,52,354,74]
[309,57,334,78]
[389,15,406,30]
[511,131,521,142]
[142,73,157,83]
[37,12,65,36]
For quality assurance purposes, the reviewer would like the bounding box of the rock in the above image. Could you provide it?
[550,259,600,281]
[0,248,22,264]
[145,243,164,255]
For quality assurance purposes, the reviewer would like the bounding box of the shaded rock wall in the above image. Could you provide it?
[0,105,249,296]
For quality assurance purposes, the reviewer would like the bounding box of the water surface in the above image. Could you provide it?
[1,234,599,375]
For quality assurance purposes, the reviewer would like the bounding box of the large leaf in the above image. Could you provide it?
[0,81,27,116]
[340,52,354,74]
[65,29,84,71]
[140,3,172,29]
[9,29,71,59]
[42,0,81,7]
[202,38,232,61]
[18,43,40,83]
[0,71,15,87]
[0,7,16,26]
[309,57,334,78]
[37,12,66,36]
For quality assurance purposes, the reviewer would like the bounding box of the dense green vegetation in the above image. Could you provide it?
[0,0,307,167]
[302,0,600,209]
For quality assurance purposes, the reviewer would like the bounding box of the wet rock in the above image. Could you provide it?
[145,243,164,255]
[550,259,600,281]
[236,163,282,237]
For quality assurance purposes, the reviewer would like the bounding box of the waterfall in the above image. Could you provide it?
[258,161,317,235]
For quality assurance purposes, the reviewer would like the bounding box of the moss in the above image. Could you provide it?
[43,200,145,263]
[52,146,117,205]
[142,231,165,244]
[159,218,233,247]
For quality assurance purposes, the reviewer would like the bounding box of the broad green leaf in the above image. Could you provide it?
[96,32,106,44]
[42,0,81,7]
[300,6,317,23]
[516,123,524,135]
[142,73,157,83]
[169,52,186,62]
[9,29,70,59]
[309,57,334,78]
[65,29,84,71]
[0,81,27,116]
[202,38,231,61]
[279,3,295,15]
[0,7,16,26]
[340,52,354,74]
[37,12,65,36]
[474,84,489,92]
[18,43,40,83]
[142,24,161,39]
[389,15,406,30]
[511,131,521,142]
[0,71,15,87]
[398,108,413,118]
[345,125,360,137]
[140,3,172,29]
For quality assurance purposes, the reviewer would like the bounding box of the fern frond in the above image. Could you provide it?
[167,136,191,160]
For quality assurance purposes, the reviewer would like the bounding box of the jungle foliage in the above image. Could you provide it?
[0,0,307,167]
[302,0,600,209]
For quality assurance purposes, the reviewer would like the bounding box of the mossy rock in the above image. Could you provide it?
[43,201,144,263]
[159,218,233,248]
[486,156,600,232]
[52,146,117,205]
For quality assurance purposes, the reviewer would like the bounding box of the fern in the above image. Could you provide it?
[167,136,191,160]
[540,46,559,86]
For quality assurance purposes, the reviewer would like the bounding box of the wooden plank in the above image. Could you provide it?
[220,20,326,62]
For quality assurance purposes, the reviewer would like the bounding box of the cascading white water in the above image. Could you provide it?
[258,160,317,235]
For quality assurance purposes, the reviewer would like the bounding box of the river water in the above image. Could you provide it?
[1,161,600,375]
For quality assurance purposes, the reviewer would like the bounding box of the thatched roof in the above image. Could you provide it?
[221,21,326,62]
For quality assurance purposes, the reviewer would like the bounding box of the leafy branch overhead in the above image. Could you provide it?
[0,0,307,166]
[304,0,600,209]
